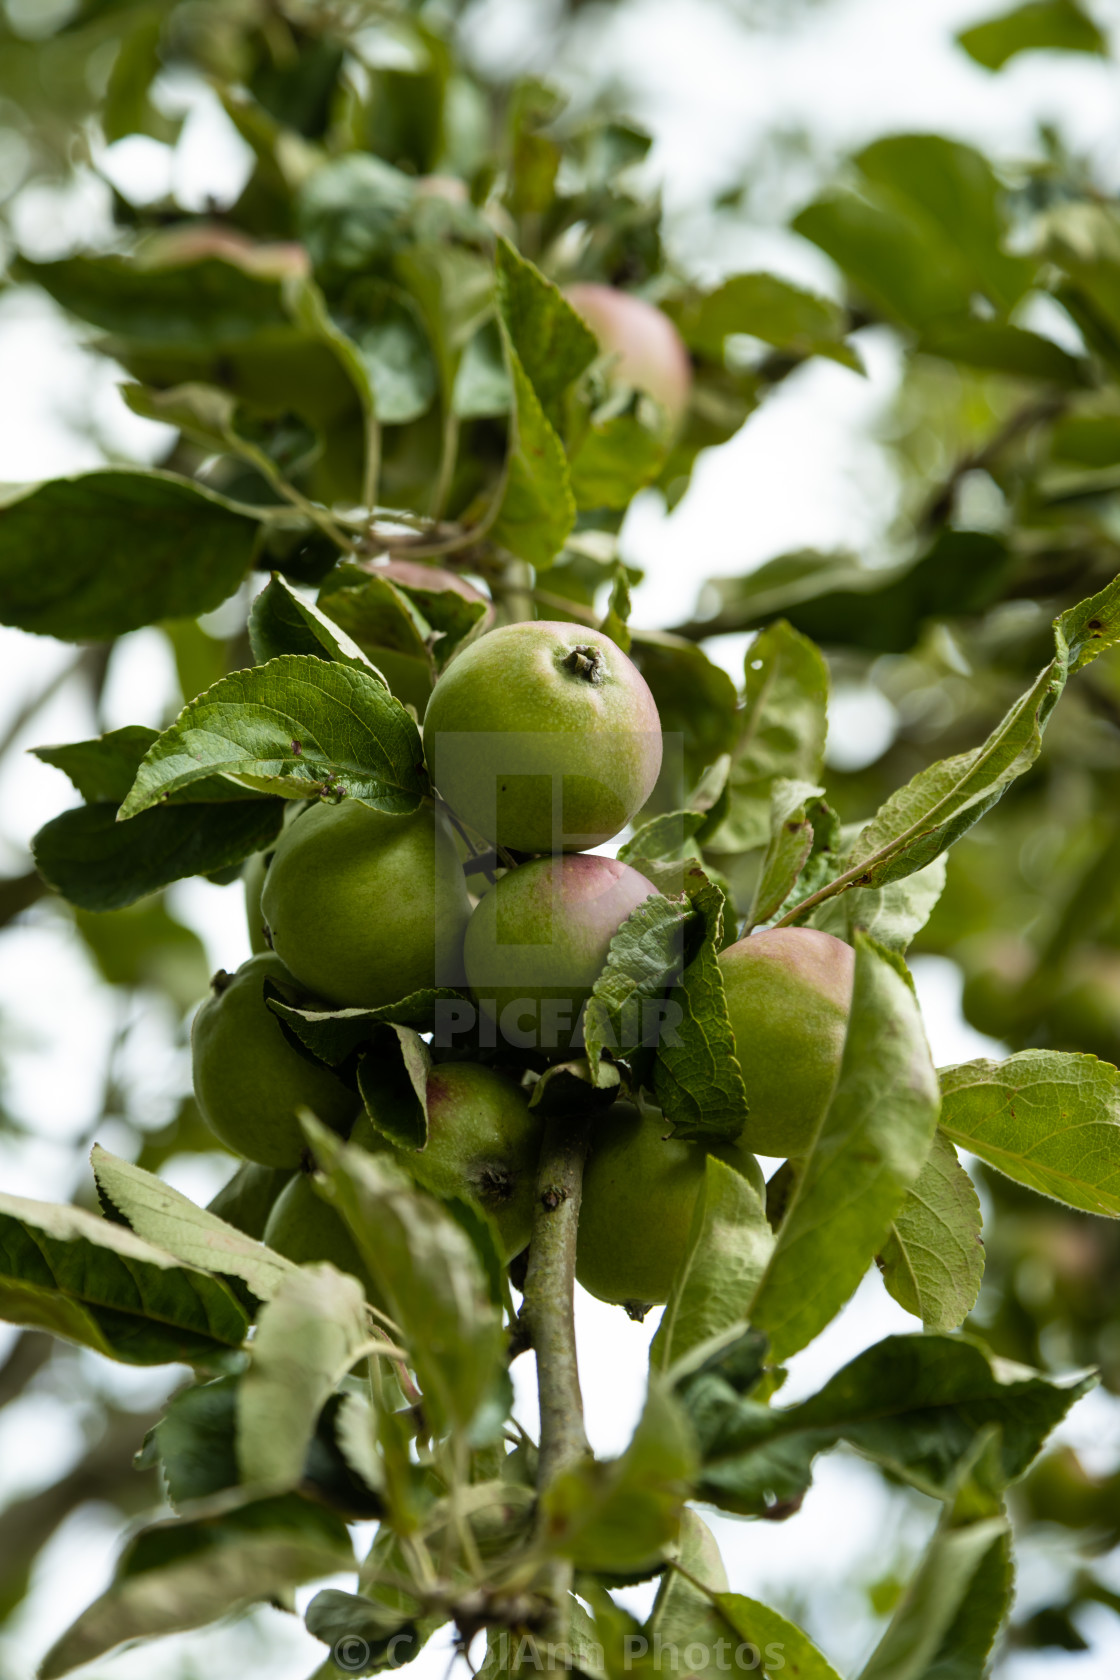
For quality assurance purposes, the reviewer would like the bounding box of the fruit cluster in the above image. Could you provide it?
[193,618,856,1311]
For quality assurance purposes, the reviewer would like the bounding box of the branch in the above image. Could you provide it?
[519,1111,592,1494]
[0,1405,160,1595]
[920,392,1071,532]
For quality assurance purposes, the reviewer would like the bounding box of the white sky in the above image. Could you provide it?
[1,0,1119,1675]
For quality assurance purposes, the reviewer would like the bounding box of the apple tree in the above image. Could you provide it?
[1,0,1120,1673]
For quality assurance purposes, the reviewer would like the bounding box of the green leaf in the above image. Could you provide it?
[490,337,577,569]
[0,470,259,641]
[957,1,1107,71]
[857,1438,1013,1680]
[672,271,860,370]
[708,620,829,853]
[117,655,426,818]
[653,872,751,1143]
[646,1509,728,1645]
[652,1158,775,1374]
[494,237,598,418]
[918,318,1090,386]
[569,410,669,511]
[40,1491,354,1680]
[92,1145,299,1303]
[314,1132,505,1439]
[379,571,489,668]
[237,1263,372,1488]
[879,1133,985,1332]
[809,855,948,954]
[599,564,633,653]
[855,136,1031,315]
[297,153,416,275]
[268,989,471,1067]
[152,1376,241,1507]
[583,893,689,1078]
[711,1596,843,1680]
[35,727,163,804]
[747,935,940,1362]
[748,777,823,927]
[20,543,293,916]
[358,1027,430,1151]
[248,574,385,673]
[681,1331,1093,1516]
[692,532,1016,653]
[102,14,174,144]
[0,1191,248,1367]
[807,572,1120,914]
[632,633,740,798]
[334,282,438,424]
[317,565,435,675]
[938,1050,1120,1215]
[541,1383,697,1574]
[34,796,285,913]
[796,135,1030,328]
[453,320,513,418]
[304,1589,419,1673]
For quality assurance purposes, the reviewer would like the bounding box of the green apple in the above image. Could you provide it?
[393,1061,540,1258]
[463,854,658,1055]
[191,952,360,1167]
[242,849,272,955]
[261,798,472,1008]
[423,622,663,853]
[576,1102,765,1308]
[565,283,692,433]
[264,1170,381,1303]
[718,927,855,1158]
[207,1161,293,1238]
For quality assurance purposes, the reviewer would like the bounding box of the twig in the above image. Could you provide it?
[0,648,89,763]
[920,392,1071,532]
[520,1112,592,1494]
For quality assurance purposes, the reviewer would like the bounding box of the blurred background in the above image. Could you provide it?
[3,0,1120,1674]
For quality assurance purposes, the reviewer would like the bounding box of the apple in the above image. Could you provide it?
[576,1102,765,1308]
[464,853,658,1055]
[423,622,663,853]
[242,848,272,955]
[718,927,855,1158]
[264,1171,381,1304]
[565,282,692,432]
[261,798,472,1008]
[191,953,360,1168]
[391,1060,540,1258]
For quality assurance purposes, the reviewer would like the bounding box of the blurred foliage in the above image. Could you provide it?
[1,0,1120,1671]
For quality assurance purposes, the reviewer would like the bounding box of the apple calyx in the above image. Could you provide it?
[561,645,604,684]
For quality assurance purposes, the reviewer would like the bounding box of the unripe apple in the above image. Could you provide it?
[565,283,692,432]
[261,798,472,1008]
[423,622,663,853]
[191,953,360,1168]
[264,1172,381,1304]
[576,1102,764,1308]
[464,854,658,1055]
[242,849,272,955]
[391,1061,540,1258]
[718,928,855,1158]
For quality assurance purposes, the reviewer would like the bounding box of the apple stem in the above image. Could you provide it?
[521,1112,591,1489]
